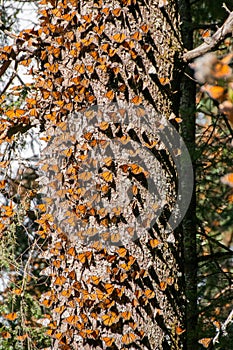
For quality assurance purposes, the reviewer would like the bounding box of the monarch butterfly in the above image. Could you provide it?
[201,29,211,39]
[64,315,79,325]
[78,171,92,181]
[36,204,48,211]
[118,272,127,283]
[87,94,96,103]
[198,338,212,348]
[99,121,109,130]
[44,62,59,73]
[4,312,18,321]
[26,98,37,105]
[52,260,61,268]
[91,275,101,285]
[122,332,137,345]
[140,24,149,33]
[41,298,53,308]
[121,311,131,320]
[104,283,114,295]
[130,163,143,174]
[144,289,155,299]
[54,276,66,285]
[48,46,61,58]
[105,90,114,100]
[131,31,142,41]
[113,33,126,43]
[132,298,139,307]
[140,269,148,278]
[0,180,6,189]
[176,326,185,335]
[117,247,128,257]
[53,305,65,314]
[86,227,98,237]
[2,45,13,54]
[6,109,25,119]
[1,332,11,339]
[102,337,115,346]
[120,164,129,173]
[81,313,88,323]
[159,281,167,291]
[42,90,51,100]
[102,7,110,15]
[64,32,74,41]
[94,25,105,35]
[77,251,92,263]
[96,64,106,73]
[55,99,64,107]
[54,332,64,341]
[202,84,225,100]
[100,217,109,227]
[159,77,170,85]
[74,63,85,74]
[108,48,117,57]
[221,173,233,187]
[61,289,72,298]
[100,171,113,182]
[12,288,22,295]
[100,43,109,53]
[17,334,28,341]
[111,232,121,243]
[85,63,93,72]
[112,8,121,17]
[76,204,87,215]
[96,289,105,300]
[73,281,81,290]
[116,286,125,298]
[84,329,99,339]
[117,83,126,93]
[68,270,76,280]
[51,8,62,17]
[129,321,137,330]
[62,13,75,21]
[82,14,92,23]
[149,238,161,248]
[91,241,103,251]
[134,290,143,299]
[46,329,54,337]
[120,262,131,271]
[90,50,99,60]
[131,96,142,105]
[20,58,32,66]
[166,277,174,285]
[102,312,119,326]
[64,103,73,111]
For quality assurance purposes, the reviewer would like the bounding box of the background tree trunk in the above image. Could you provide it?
[178,0,198,349]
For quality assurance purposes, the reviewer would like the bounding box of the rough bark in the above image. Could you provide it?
[23,0,188,349]
[178,0,198,349]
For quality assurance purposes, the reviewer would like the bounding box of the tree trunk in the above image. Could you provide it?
[35,1,191,349]
[178,0,198,348]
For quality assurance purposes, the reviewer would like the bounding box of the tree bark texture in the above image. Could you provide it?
[32,1,190,349]
[178,0,198,349]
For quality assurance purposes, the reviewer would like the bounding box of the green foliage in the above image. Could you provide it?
[192,0,232,25]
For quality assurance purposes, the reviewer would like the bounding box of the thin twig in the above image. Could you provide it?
[183,11,233,62]
[212,308,233,345]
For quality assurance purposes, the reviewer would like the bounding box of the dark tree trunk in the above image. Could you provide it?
[178,0,198,349]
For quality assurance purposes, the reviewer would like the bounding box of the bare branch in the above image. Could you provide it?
[183,11,233,62]
[212,308,233,346]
